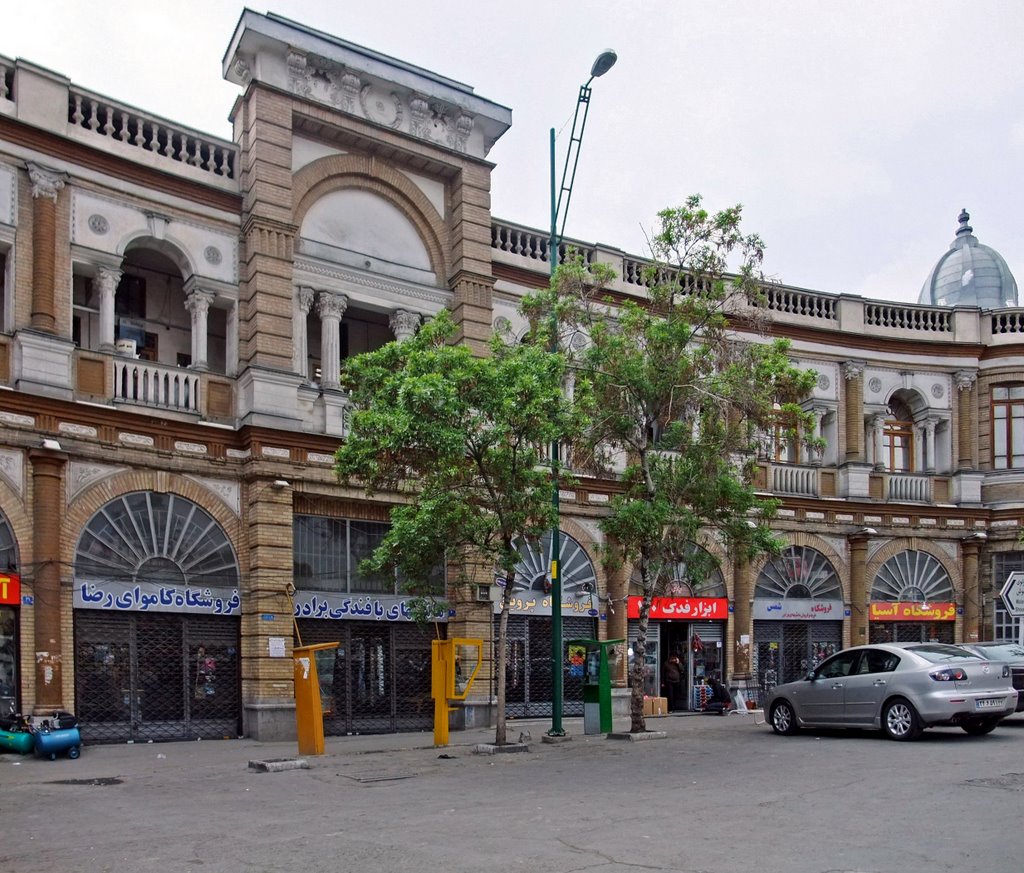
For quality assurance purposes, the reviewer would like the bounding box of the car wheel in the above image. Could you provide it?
[770,700,799,735]
[882,698,922,741]
[961,718,999,736]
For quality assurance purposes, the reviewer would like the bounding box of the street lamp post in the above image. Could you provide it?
[547,49,617,738]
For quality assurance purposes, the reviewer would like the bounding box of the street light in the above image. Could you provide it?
[548,48,617,738]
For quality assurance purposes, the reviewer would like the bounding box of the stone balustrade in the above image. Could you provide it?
[0,56,13,103]
[864,302,951,333]
[68,86,237,182]
[113,358,200,414]
[885,474,932,502]
[770,464,818,497]
[756,285,837,322]
[491,220,594,267]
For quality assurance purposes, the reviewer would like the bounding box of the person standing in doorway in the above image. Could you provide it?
[662,652,684,712]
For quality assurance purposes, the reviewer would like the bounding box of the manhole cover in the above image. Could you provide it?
[963,772,1024,792]
[47,777,123,786]
[340,771,416,783]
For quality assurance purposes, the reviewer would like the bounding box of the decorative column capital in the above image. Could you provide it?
[842,360,866,381]
[389,309,421,342]
[954,370,977,392]
[923,418,938,437]
[184,289,215,317]
[871,414,887,429]
[26,163,67,201]
[95,266,123,296]
[317,291,348,321]
[296,286,316,314]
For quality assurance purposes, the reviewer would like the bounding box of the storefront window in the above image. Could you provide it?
[992,386,1024,469]
[0,607,16,716]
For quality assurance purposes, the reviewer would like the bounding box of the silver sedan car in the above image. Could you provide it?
[766,642,1018,741]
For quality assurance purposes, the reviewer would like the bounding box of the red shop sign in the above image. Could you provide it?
[627,596,728,621]
[0,572,20,606]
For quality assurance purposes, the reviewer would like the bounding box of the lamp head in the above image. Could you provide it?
[590,49,617,79]
[271,479,291,490]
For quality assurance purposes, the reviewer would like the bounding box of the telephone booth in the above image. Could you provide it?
[568,638,624,734]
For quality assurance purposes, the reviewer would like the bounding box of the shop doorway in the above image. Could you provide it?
[661,623,724,711]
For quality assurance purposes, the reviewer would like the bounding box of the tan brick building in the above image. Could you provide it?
[0,12,1021,741]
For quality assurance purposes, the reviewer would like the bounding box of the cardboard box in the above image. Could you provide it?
[644,696,668,717]
[643,697,655,717]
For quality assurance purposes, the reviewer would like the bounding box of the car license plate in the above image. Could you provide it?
[975,697,1004,709]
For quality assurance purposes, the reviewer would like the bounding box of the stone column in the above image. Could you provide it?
[27,163,67,334]
[842,361,865,461]
[29,445,68,713]
[869,414,885,470]
[317,292,347,389]
[94,265,122,352]
[225,300,239,378]
[184,289,215,370]
[806,406,826,465]
[293,287,315,377]
[923,418,937,474]
[732,557,754,679]
[955,370,977,470]
[389,309,421,343]
[849,531,870,646]
[961,538,982,643]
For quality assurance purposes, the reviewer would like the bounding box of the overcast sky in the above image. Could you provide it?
[4,2,1022,303]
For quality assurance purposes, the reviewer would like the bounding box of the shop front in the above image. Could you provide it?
[496,531,599,719]
[627,597,728,711]
[294,592,437,735]
[0,571,20,717]
[72,492,243,743]
[752,546,845,697]
[868,549,957,644]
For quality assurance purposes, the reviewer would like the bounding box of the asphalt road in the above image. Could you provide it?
[3,712,1023,873]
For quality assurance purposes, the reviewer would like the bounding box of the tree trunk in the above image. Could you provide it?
[494,575,514,745]
[630,597,652,732]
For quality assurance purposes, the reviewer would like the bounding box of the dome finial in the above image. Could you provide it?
[956,208,973,236]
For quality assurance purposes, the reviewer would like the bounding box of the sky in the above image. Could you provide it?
[4,1,1022,303]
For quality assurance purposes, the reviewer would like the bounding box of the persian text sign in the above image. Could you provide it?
[75,579,240,615]
[1000,572,1024,617]
[294,592,444,622]
[0,572,20,606]
[627,596,728,621]
[868,601,956,622]
[493,592,598,617]
[752,598,842,621]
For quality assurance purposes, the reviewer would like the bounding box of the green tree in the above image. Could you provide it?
[334,311,578,745]
[524,195,818,732]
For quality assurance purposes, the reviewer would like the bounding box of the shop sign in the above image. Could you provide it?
[868,601,956,621]
[752,598,842,620]
[75,579,240,615]
[0,572,19,606]
[294,591,445,622]
[492,592,598,617]
[627,596,728,620]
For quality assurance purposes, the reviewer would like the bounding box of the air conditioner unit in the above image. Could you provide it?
[476,584,492,602]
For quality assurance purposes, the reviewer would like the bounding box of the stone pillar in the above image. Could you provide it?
[807,406,826,465]
[849,531,870,646]
[955,370,977,470]
[732,557,754,679]
[869,414,885,470]
[842,361,865,461]
[27,163,67,334]
[243,479,296,740]
[961,539,982,643]
[293,287,315,377]
[29,445,67,713]
[184,288,214,370]
[923,419,937,474]
[389,309,421,343]
[316,292,347,389]
[95,265,122,352]
[225,300,239,378]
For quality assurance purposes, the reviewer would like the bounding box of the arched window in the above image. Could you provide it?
[871,550,953,602]
[508,531,597,602]
[75,492,238,587]
[883,396,914,472]
[0,509,16,571]
[755,546,842,601]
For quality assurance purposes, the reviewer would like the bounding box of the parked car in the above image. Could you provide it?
[766,642,1018,741]
[955,642,1024,712]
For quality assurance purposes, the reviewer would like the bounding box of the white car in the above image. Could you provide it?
[766,642,1018,741]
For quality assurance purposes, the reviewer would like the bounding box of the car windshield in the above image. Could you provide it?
[970,644,1024,660]
[906,644,980,663]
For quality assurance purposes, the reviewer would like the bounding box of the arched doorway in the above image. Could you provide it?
[753,546,844,691]
[73,492,241,743]
[868,550,956,644]
[0,509,20,717]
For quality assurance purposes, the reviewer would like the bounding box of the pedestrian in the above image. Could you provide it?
[662,653,684,712]
[704,672,732,715]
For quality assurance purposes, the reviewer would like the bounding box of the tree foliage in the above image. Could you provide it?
[524,195,818,732]
[334,311,579,744]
